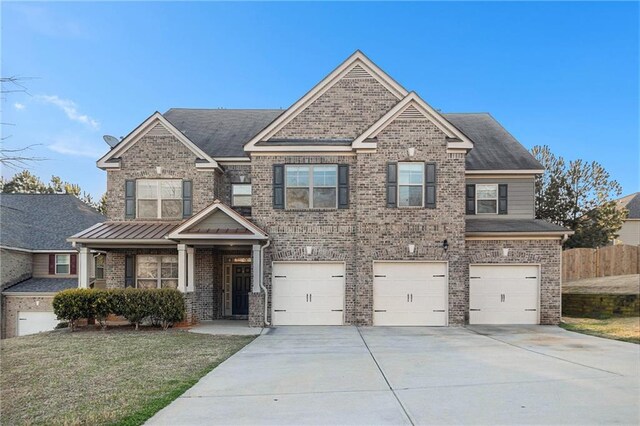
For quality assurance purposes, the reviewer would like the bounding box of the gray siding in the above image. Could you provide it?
[466,177,535,219]
[617,220,640,246]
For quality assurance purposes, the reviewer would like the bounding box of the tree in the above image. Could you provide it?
[1,170,106,214]
[531,145,627,248]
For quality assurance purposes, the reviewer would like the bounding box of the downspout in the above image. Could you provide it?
[259,239,271,326]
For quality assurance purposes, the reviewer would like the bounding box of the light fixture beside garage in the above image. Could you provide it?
[306,246,313,255]
[442,239,449,252]
[408,244,415,254]
[156,166,162,175]
[503,248,510,257]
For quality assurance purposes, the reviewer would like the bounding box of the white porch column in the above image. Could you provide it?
[186,246,195,292]
[252,244,261,293]
[78,246,91,289]
[177,244,187,292]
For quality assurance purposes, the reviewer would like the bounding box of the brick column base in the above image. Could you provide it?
[248,292,265,327]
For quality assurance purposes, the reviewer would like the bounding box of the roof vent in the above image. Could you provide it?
[397,105,425,120]
[344,64,372,79]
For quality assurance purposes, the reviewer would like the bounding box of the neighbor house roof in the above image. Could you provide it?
[466,218,571,236]
[615,192,640,219]
[0,194,105,251]
[2,277,77,294]
[158,109,541,171]
[443,113,543,171]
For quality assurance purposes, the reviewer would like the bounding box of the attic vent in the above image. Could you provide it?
[146,122,172,137]
[344,64,372,79]
[397,105,425,120]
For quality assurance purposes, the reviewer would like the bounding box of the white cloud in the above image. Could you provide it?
[48,136,104,158]
[36,94,99,129]
[14,102,26,110]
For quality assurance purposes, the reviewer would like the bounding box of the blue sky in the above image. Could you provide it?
[2,1,638,198]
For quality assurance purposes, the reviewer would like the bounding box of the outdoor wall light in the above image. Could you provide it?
[408,147,416,157]
[156,166,162,175]
[306,246,313,255]
[408,244,415,254]
[239,175,246,183]
[442,239,449,252]
[503,248,510,257]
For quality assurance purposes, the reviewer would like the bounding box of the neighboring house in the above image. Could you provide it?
[1,194,105,338]
[69,51,571,328]
[613,192,640,246]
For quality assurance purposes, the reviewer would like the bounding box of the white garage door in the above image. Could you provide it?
[373,262,448,326]
[18,311,59,337]
[469,265,540,325]
[272,262,345,325]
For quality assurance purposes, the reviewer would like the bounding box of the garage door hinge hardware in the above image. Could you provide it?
[470,309,481,311]
[331,309,343,312]
[374,275,386,277]
[433,310,446,312]
[274,310,286,312]
[470,276,481,279]
[526,277,537,279]
[332,275,344,278]
[374,310,387,312]
[525,309,537,311]
[433,274,445,277]
[274,275,286,278]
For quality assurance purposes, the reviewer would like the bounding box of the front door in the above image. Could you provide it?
[232,265,251,315]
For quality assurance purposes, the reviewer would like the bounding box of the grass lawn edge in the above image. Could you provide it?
[560,320,640,345]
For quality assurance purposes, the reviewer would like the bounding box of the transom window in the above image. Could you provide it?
[55,254,70,275]
[476,184,498,214]
[136,255,178,289]
[285,165,337,209]
[398,162,424,207]
[137,180,182,219]
[232,184,252,207]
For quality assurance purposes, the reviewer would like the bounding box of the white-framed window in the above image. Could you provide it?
[232,184,252,207]
[137,179,182,219]
[136,255,178,289]
[398,162,425,207]
[285,165,337,209]
[476,184,499,214]
[55,254,70,275]
[94,254,105,280]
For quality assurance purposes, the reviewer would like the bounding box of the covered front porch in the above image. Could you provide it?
[68,201,269,325]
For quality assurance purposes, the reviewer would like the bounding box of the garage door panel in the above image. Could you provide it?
[17,311,59,336]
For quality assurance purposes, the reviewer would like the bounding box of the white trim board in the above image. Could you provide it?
[244,51,408,152]
[97,112,219,170]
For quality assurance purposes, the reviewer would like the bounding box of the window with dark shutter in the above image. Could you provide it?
[425,163,436,209]
[125,180,136,218]
[48,254,56,275]
[387,163,398,208]
[338,164,349,209]
[273,164,285,209]
[125,255,135,288]
[70,254,77,275]
[466,184,476,215]
[182,180,193,218]
[498,184,508,215]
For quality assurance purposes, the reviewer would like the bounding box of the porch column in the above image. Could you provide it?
[78,246,91,289]
[252,244,261,293]
[186,246,195,292]
[177,244,187,292]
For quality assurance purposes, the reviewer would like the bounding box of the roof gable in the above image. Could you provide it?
[244,51,408,152]
[97,112,219,170]
[616,192,640,219]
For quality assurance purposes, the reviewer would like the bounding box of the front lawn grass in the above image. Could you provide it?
[561,316,640,344]
[0,328,254,425]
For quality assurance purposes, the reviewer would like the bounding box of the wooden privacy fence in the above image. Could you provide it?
[563,244,640,282]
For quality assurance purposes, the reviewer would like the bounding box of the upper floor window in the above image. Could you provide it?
[398,162,424,207]
[285,165,337,209]
[232,184,252,207]
[55,254,70,275]
[137,179,182,219]
[476,184,498,214]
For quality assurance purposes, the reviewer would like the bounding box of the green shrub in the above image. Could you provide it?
[92,290,111,329]
[121,288,151,330]
[155,289,186,330]
[53,289,94,331]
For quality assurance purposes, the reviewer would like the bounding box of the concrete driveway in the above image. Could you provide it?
[148,326,640,425]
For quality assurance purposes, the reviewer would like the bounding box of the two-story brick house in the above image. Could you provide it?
[69,51,570,327]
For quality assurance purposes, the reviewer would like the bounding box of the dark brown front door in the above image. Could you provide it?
[232,265,251,315]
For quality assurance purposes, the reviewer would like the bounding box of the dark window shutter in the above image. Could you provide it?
[498,184,508,215]
[125,180,136,218]
[182,180,193,218]
[70,254,77,275]
[425,163,436,209]
[338,164,349,209]
[273,164,285,209]
[49,254,56,275]
[387,163,397,208]
[125,255,135,288]
[466,184,476,215]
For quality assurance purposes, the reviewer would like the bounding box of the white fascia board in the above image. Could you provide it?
[466,169,545,175]
[352,93,474,150]
[244,51,408,152]
[97,112,220,170]
[0,246,77,253]
[215,157,251,162]
[2,292,58,297]
[68,238,175,245]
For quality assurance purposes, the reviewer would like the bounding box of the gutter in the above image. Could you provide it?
[259,239,271,326]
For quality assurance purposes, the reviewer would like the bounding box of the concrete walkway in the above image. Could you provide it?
[148,325,639,425]
[188,320,263,336]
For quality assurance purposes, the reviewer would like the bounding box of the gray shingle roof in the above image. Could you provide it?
[0,194,105,250]
[615,192,640,219]
[443,113,543,171]
[161,109,542,171]
[163,109,284,158]
[2,277,77,293]
[466,218,571,234]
